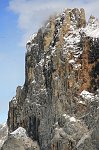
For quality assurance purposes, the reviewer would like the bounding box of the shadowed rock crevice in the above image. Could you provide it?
[28,116,40,142]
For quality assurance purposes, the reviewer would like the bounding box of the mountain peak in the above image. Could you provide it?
[2,8,99,150]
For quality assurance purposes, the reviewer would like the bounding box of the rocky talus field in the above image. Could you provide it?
[0,8,99,150]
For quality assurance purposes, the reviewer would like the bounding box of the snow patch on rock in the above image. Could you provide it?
[10,127,27,139]
[83,17,99,38]
[80,90,94,101]
[27,33,37,44]
[63,114,77,122]
[78,100,86,105]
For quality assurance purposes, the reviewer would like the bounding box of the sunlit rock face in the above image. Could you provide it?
[6,8,99,150]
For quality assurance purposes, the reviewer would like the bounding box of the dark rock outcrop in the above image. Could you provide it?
[4,8,99,150]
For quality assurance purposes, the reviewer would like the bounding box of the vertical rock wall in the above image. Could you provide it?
[7,8,99,150]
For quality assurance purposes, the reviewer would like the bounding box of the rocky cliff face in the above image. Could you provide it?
[5,8,99,150]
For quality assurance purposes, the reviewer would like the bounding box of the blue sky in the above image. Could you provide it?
[0,0,25,123]
[0,0,99,124]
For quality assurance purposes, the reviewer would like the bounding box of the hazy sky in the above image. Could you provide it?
[0,0,99,123]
